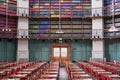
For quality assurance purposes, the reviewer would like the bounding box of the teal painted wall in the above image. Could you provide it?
[29,40,50,61]
[71,40,92,61]
[0,39,16,62]
[29,40,92,61]
[105,39,120,62]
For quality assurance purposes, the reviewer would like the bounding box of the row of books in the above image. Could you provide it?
[29,0,91,17]
[0,15,17,37]
[29,20,50,34]
[0,0,17,15]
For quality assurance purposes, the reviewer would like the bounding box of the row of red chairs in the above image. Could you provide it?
[64,61,94,80]
[0,61,47,79]
[77,61,109,80]
[37,61,59,80]
[77,61,120,80]
[88,61,118,74]
[104,61,120,67]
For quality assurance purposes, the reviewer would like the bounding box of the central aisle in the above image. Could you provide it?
[59,67,69,80]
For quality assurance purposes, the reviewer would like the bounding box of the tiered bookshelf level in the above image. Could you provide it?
[104,17,120,38]
[29,18,50,38]
[0,0,6,14]
[0,15,17,37]
[29,18,92,39]
[29,0,91,17]
[8,0,17,15]
[29,0,92,39]
[0,0,17,15]
[104,0,120,15]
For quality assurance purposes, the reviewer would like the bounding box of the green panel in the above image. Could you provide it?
[29,40,50,61]
[105,40,115,61]
[116,40,120,61]
[6,39,16,61]
[71,40,92,61]
[72,52,82,61]
[0,39,16,62]
[29,39,92,62]
[105,39,120,62]
[0,39,5,62]
[41,46,50,61]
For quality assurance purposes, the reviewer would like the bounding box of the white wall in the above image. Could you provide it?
[17,0,29,8]
[17,0,29,16]
[92,19,103,38]
[17,40,29,61]
[92,0,104,61]
[92,41,104,59]
[92,0,103,16]
[17,0,29,61]
[92,0,103,8]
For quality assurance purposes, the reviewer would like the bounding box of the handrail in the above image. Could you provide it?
[0,4,120,18]
[0,28,120,39]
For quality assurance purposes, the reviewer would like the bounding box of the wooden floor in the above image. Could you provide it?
[59,67,69,80]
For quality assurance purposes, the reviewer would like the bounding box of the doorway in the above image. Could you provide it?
[51,43,70,66]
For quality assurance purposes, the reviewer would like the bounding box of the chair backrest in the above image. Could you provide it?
[107,65,111,72]
[113,68,117,74]
[106,75,112,80]
[33,75,37,80]
[100,73,105,80]
[7,71,12,77]
[37,72,41,78]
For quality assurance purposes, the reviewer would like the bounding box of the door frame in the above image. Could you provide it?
[51,43,70,62]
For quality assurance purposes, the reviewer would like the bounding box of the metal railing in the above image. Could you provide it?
[0,28,120,39]
[0,5,120,18]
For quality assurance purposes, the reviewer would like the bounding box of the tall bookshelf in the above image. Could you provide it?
[29,0,91,18]
[29,0,92,39]
[29,0,39,16]
[104,0,120,15]
[104,0,120,38]
[0,0,6,14]
[29,18,39,38]
[104,17,120,38]
[29,18,50,38]
[115,0,120,15]
[0,0,17,15]
[50,0,59,18]
[8,0,17,15]
[0,15,17,37]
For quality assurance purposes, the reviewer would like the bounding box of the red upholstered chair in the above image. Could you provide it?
[15,68,20,74]
[37,72,41,78]
[70,73,74,80]
[99,73,105,80]
[7,71,12,77]
[106,75,112,80]
[33,75,37,80]
[94,71,99,78]
[3,65,7,69]
[112,68,117,74]
[107,65,111,72]
[41,69,45,74]
[0,77,2,80]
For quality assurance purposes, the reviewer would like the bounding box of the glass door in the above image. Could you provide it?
[52,44,70,66]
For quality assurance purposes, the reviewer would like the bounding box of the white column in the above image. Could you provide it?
[17,0,29,61]
[92,0,104,61]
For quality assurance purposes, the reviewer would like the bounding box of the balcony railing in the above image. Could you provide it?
[0,28,120,39]
[0,5,120,18]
